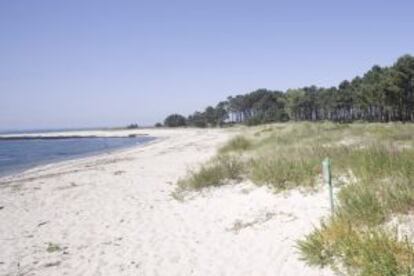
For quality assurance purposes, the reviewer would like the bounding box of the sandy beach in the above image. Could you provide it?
[0,128,334,276]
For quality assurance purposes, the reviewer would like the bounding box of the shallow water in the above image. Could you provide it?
[0,136,155,177]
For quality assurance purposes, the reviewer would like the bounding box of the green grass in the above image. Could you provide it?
[298,219,414,275]
[46,242,61,253]
[249,155,320,190]
[176,154,244,190]
[175,122,414,275]
[219,135,252,153]
[176,122,414,193]
[291,126,414,275]
[337,183,387,226]
[297,144,414,275]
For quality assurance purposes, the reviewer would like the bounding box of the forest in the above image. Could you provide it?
[163,54,414,127]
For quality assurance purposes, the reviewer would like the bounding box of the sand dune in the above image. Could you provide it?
[0,128,333,276]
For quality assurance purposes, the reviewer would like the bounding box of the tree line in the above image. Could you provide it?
[163,54,414,127]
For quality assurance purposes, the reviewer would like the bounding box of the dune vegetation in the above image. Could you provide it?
[176,122,414,275]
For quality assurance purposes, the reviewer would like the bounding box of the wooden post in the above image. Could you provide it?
[322,158,334,215]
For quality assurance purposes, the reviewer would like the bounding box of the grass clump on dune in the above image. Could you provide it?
[298,143,414,275]
[177,154,245,190]
[219,135,252,153]
[346,145,414,181]
[176,135,252,192]
[250,155,320,190]
[298,219,414,275]
[249,144,353,190]
[46,242,62,253]
[337,183,386,226]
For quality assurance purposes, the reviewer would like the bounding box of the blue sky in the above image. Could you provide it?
[1,0,413,130]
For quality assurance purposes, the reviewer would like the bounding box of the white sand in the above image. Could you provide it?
[0,128,334,276]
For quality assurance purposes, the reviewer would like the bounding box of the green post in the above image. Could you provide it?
[322,158,334,215]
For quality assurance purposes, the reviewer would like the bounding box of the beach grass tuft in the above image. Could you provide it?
[219,135,252,153]
[177,154,244,190]
[46,242,62,253]
[298,218,414,275]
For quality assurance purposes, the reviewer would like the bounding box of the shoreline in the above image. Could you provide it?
[0,134,149,141]
[0,128,333,275]
[0,129,153,139]
[0,135,160,184]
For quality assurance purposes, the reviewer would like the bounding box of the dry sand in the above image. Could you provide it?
[0,128,334,276]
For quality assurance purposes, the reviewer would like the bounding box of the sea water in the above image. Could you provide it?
[0,136,155,177]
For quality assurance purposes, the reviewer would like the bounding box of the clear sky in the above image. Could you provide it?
[1,0,413,130]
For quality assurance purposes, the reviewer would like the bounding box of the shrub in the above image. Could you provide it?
[164,114,186,127]
[126,123,139,129]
